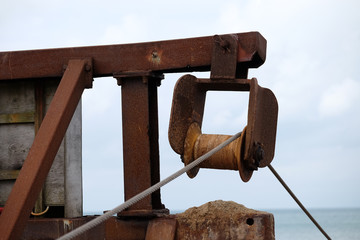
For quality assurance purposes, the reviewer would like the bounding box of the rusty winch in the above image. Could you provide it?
[169,75,278,181]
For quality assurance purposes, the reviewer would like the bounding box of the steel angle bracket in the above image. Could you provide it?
[168,75,278,181]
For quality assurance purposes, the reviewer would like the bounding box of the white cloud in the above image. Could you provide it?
[82,78,119,119]
[1,0,360,212]
[318,78,360,117]
[100,14,149,44]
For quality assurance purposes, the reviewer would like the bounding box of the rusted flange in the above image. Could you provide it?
[245,78,278,169]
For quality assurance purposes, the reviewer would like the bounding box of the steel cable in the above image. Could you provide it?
[57,130,243,240]
[268,164,331,240]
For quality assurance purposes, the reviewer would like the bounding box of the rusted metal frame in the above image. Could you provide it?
[145,218,177,240]
[196,78,278,170]
[0,32,266,81]
[245,79,278,169]
[21,215,176,240]
[169,77,250,155]
[117,72,165,213]
[21,216,149,240]
[210,34,239,80]
[0,58,93,240]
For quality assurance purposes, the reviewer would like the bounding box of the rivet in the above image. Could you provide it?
[152,51,158,59]
[85,64,92,72]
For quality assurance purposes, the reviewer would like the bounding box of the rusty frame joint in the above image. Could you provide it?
[210,34,239,80]
[114,71,164,86]
[70,58,94,89]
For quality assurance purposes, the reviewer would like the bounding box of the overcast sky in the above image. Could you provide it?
[1,0,359,213]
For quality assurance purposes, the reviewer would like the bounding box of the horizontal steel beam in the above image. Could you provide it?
[0,32,266,81]
[21,216,149,239]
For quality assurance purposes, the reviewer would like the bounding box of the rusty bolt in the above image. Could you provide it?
[152,51,158,59]
[219,39,230,51]
[85,64,92,72]
[214,35,230,52]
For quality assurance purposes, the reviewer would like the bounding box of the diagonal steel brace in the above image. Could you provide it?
[0,59,93,240]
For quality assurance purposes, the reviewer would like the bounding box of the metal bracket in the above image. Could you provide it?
[210,34,239,80]
[80,58,94,89]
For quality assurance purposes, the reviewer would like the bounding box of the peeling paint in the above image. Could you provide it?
[63,219,73,233]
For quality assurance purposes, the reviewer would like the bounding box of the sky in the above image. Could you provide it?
[1,0,359,213]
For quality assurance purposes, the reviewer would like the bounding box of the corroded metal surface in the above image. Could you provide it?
[168,75,278,182]
[210,34,239,79]
[244,78,278,168]
[175,201,275,240]
[168,75,206,155]
[145,218,177,240]
[21,216,149,240]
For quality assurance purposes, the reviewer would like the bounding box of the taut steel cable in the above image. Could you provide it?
[268,164,331,240]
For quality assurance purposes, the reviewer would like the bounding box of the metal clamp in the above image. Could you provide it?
[168,75,278,182]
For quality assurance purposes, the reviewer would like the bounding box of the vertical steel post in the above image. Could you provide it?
[0,59,92,240]
[118,72,164,212]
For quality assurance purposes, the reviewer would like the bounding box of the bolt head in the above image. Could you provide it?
[85,64,92,72]
[253,143,264,167]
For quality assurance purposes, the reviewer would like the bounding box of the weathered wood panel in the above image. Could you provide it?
[0,79,82,217]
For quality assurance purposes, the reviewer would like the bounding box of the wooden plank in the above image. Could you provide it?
[0,112,34,124]
[0,170,20,180]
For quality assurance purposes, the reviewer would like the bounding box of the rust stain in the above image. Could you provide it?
[148,49,162,65]
[63,219,73,232]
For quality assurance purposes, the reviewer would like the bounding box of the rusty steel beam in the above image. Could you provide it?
[0,59,93,240]
[0,32,266,81]
[119,72,164,212]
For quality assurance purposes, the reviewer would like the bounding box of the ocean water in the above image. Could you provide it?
[270,208,360,240]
